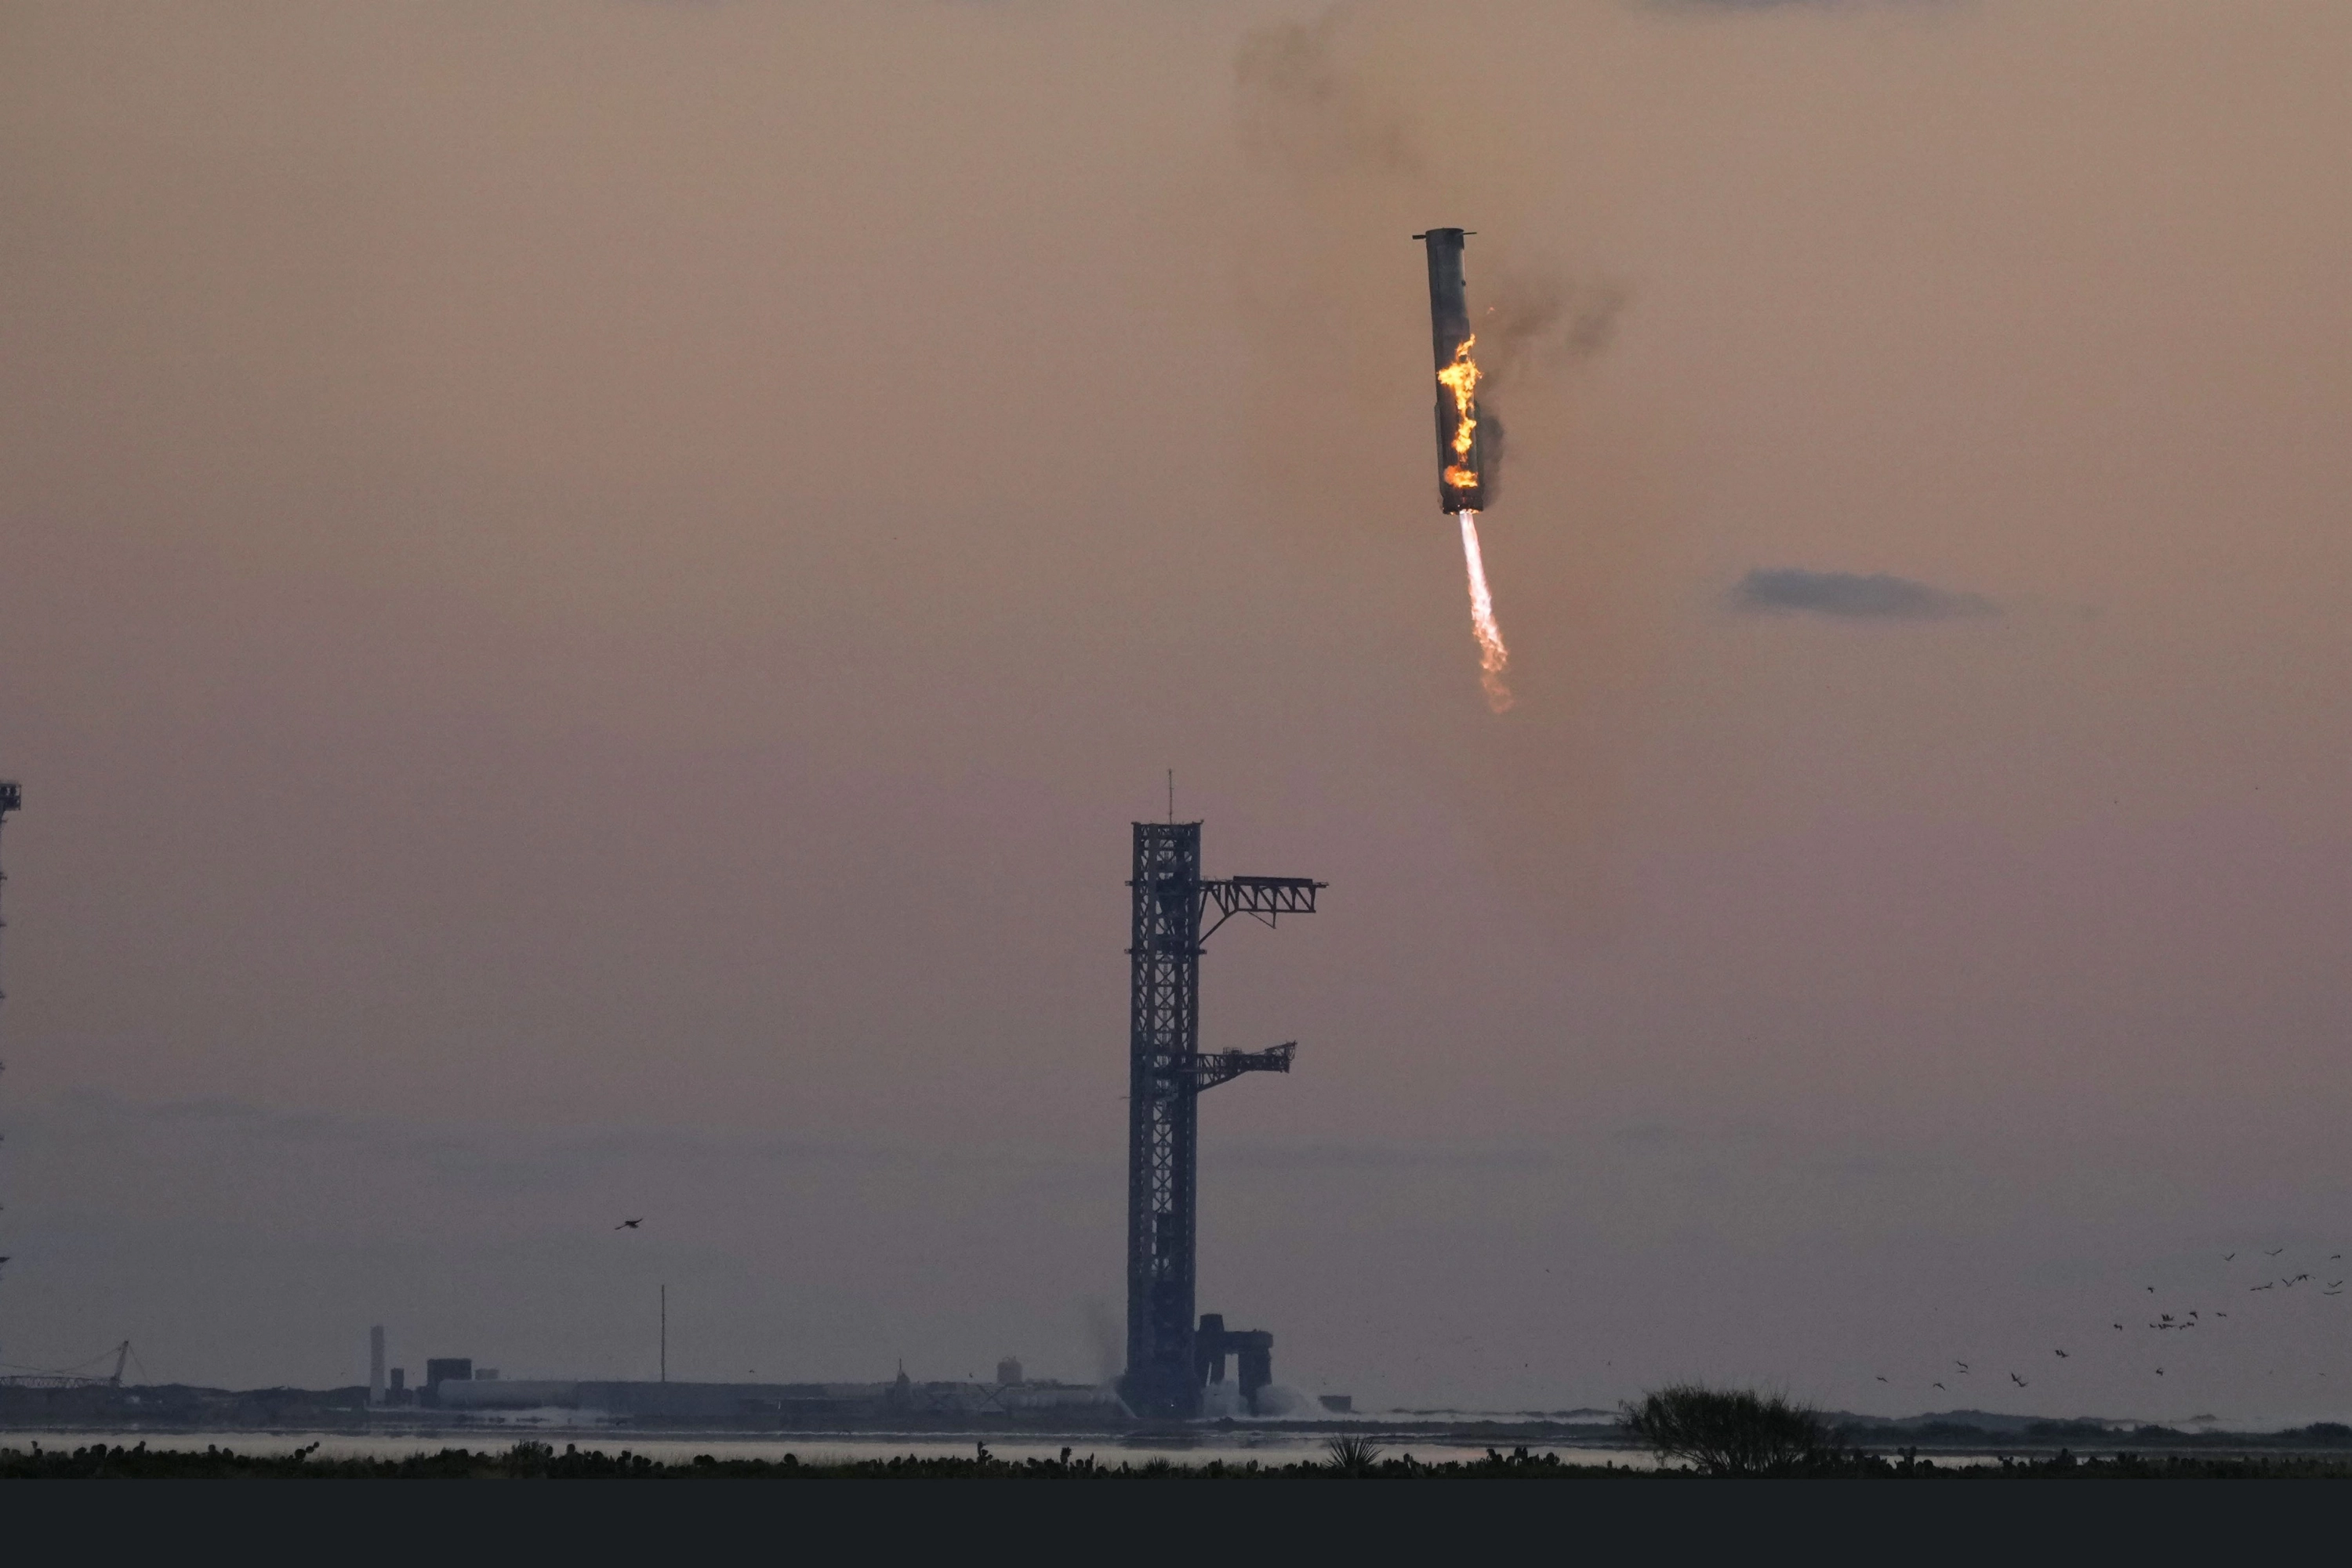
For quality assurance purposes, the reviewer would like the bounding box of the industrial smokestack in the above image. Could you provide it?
[1414,227,1483,514]
[369,1325,387,1406]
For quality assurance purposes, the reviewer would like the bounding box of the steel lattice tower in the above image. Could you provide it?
[0,782,17,1026]
[1123,821,1321,1419]
[0,781,16,1291]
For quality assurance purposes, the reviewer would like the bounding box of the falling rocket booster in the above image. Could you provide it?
[1414,227,1483,514]
[1413,227,1513,712]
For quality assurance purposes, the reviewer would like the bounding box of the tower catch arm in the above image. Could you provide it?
[1156,1040,1295,1094]
[1200,876,1323,938]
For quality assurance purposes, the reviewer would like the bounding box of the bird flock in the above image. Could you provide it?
[1875,1244,2347,1403]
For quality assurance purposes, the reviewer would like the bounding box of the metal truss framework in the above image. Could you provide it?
[1122,822,1322,1420]
[0,781,16,1018]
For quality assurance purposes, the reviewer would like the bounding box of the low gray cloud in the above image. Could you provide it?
[1646,0,1937,12]
[1731,568,1996,621]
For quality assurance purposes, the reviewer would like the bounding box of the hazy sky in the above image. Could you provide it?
[4,0,2351,1421]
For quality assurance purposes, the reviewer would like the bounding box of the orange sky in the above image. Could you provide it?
[3,1,2350,1417]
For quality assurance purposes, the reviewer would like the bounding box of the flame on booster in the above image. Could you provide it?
[1438,335,1482,492]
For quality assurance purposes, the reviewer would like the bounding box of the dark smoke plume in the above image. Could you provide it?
[1235,11,1625,506]
[1477,267,1628,387]
[1235,13,1424,180]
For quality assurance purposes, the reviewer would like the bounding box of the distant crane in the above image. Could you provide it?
[0,1340,134,1390]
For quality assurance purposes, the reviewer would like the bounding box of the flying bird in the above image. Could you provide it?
[2223,1252,2236,1261]
[2114,1323,2124,1330]
[2266,1247,2285,1257]
[616,1218,644,1230]
[1955,1361,1970,1372]
[2155,1367,2165,1376]
[1933,1382,1946,1391]
[1875,1376,1888,1383]
[2009,1374,2027,1388]
[2054,1349,2069,1358]
[2146,1286,2156,1294]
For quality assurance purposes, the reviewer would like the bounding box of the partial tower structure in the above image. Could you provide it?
[0,781,16,1290]
[1122,821,1323,1419]
[0,781,18,1027]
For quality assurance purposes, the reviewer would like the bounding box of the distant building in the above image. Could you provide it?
[368,1327,387,1406]
[422,1358,473,1406]
[1319,1395,1352,1414]
[996,1357,1024,1387]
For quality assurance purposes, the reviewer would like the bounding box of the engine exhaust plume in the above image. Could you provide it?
[1458,510,1513,713]
[1417,227,1512,711]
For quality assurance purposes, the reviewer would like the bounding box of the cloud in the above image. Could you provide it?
[1644,0,1933,12]
[1731,568,1996,620]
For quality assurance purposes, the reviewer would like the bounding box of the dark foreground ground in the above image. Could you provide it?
[9,1439,2352,1479]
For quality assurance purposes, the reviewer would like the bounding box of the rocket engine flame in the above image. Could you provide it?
[1457,510,1512,713]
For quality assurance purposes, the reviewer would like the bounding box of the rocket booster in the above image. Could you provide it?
[1414,227,1483,514]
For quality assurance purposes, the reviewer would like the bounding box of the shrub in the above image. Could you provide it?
[1621,1384,1832,1476]
[1323,1436,1385,1475]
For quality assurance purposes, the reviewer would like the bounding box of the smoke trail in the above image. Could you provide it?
[1457,511,1513,713]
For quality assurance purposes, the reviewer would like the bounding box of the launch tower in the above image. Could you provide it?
[0,781,18,1018]
[1122,821,1323,1419]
